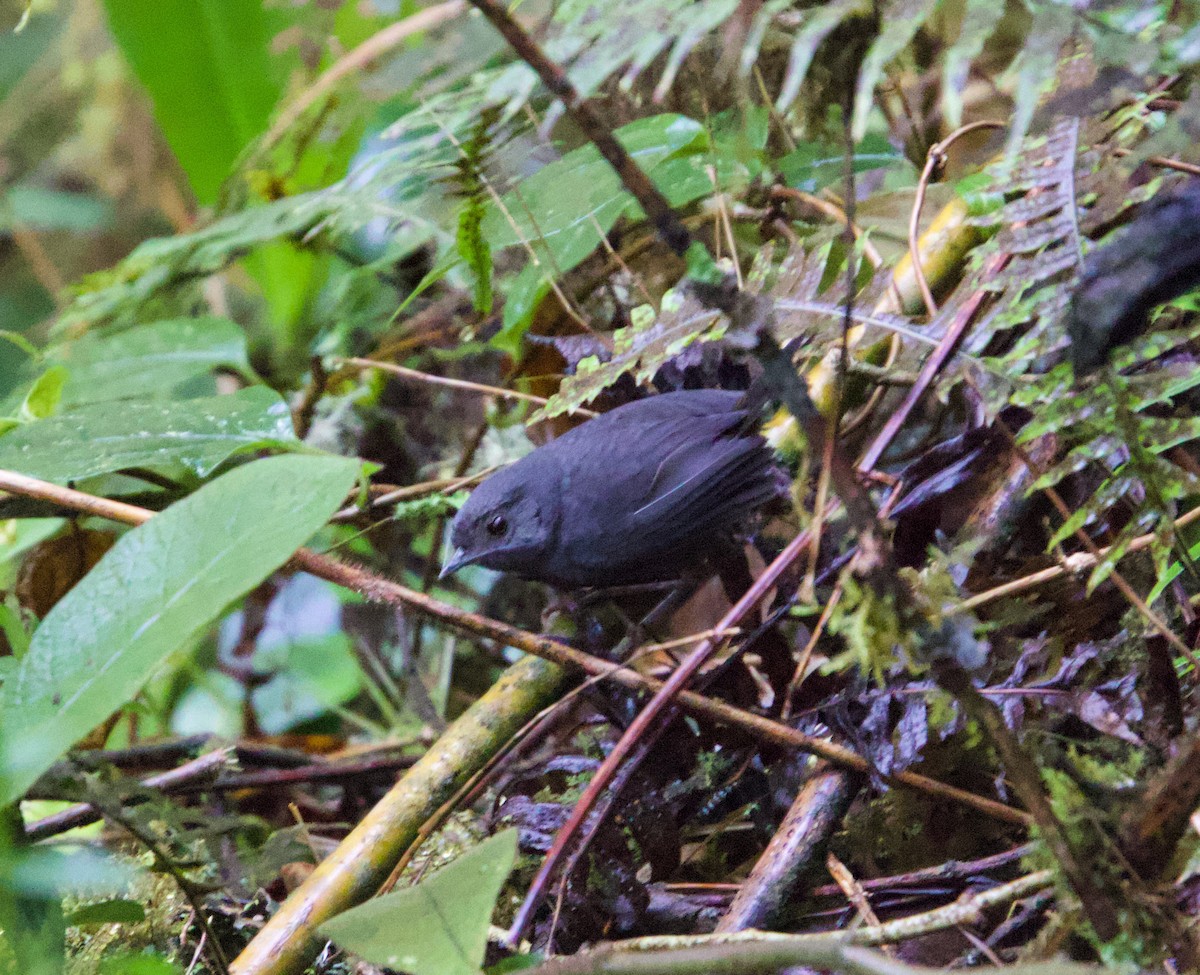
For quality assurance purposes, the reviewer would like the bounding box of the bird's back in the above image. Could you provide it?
[534,390,778,586]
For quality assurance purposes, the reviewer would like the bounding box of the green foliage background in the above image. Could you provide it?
[2,0,1200,971]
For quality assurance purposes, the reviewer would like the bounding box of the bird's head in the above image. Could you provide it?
[441,467,558,579]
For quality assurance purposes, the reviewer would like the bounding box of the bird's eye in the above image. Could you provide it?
[486,514,508,537]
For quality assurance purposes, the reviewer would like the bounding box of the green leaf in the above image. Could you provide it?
[494,264,551,357]
[1,186,115,234]
[322,830,518,975]
[99,956,179,975]
[100,0,283,203]
[482,115,703,271]
[19,366,67,422]
[0,386,299,484]
[485,114,743,350]
[776,134,901,192]
[55,317,252,407]
[685,242,723,286]
[0,454,360,805]
[242,242,328,339]
[0,603,30,660]
[65,899,146,928]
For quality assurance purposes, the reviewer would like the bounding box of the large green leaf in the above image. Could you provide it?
[101,0,283,203]
[321,830,518,975]
[0,454,360,805]
[0,386,298,484]
[487,113,756,350]
[483,115,704,270]
[54,317,251,406]
[0,317,252,415]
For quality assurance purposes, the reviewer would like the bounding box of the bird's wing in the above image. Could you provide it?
[596,400,775,557]
[628,432,777,550]
[544,396,774,579]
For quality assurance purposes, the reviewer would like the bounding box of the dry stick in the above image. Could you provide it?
[175,754,420,793]
[29,753,420,842]
[1112,147,1200,177]
[35,735,216,774]
[857,251,1008,473]
[9,224,66,305]
[0,468,1029,821]
[339,357,596,415]
[525,872,1064,975]
[292,356,327,440]
[331,469,495,522]
[25,748,233,841]
[808,842,1036,899]
[781,578,844,720]
[907,121,1008,318]
[715,763,854,932]
[954,500,1200,614]
[769,187,889,274]
[826,852,891,956]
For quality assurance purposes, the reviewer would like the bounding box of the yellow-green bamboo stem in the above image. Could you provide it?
[229,653,570,975]
[807,195,978,416]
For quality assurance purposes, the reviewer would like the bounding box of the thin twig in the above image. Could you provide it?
[340,357,595,414]
[808,843,1036,899]
[954,501,1200,614]
[858,251,1008,472]
[25,748,234,841]
[908,121,1006,318]
[826,852,892,955]
[292,356,327,439]
[1113,147,1200,177]
[331,469,497,522]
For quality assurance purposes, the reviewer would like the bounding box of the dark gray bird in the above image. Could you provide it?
[440,390,782,588]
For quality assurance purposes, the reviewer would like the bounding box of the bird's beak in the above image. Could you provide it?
[439,547,471,580]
